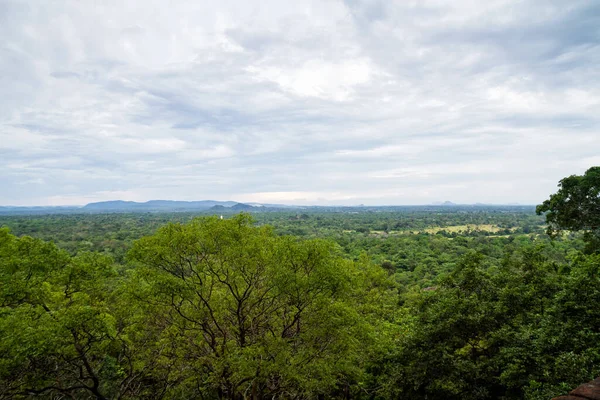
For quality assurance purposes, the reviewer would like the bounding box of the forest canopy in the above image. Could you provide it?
[0,216,395,399]
[1,169,600,399]
[537,166,600,254]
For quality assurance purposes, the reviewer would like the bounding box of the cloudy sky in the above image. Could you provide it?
[1,0,599,206]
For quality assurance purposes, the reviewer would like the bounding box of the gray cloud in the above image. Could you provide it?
[1,0,599,206]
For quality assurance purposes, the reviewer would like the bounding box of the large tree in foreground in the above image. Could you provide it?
[536,166,600,253]
[0,216,395,399]
[0,229,161,399]
[127,214,394,399]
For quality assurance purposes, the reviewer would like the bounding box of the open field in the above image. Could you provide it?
[422,224,508,234]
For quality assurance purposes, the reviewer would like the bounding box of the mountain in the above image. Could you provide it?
[82,201,137,210]
[1,201,536,216]
[82,200,239,212]
[441,201,457,206]
[431,201,457,206]
[230,203,254,211]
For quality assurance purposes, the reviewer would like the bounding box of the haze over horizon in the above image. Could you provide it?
[0,199,532,209]
[2,1,599,207]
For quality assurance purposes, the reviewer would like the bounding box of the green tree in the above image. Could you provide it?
[127,214,392,399]
[0,228,161,399]
[389,252,508,400]
[537,166,600,253]
[521,254,600,399]
[384,247,567,400]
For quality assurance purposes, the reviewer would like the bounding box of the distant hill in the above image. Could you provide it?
[82,200,239,212]
[82,200,137,210]
[431,201,457,206]
[231,203,255,211]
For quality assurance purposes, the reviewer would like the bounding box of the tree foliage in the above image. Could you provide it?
[0,170,599,400]
[1,216,395,399]
[0,228,136,399]
[127,214,393,398]
[537,166,600,253]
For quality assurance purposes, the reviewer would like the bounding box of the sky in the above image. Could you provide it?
[1,0,599,206]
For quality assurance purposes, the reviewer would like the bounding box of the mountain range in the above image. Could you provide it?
[0,200,534,215]
[82,200,241,211]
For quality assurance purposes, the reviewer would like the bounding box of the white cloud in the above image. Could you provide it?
[1,0,599,206]
[247,58,374,101]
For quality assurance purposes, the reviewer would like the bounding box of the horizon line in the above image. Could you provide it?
[0,199,538,208]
